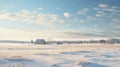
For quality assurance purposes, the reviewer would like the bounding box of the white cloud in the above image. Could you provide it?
[112,6,119,9]
[57,7,61,10]
[96,12,106,17]
[97,11,104,14]
[112,18,120,22]
[96,14,102,17]
[110,18,120,26]
[99,4,108,8]
[38,8,43,10]
[74,18,78,22]
[93,23,98,27]
[105,18,120,37]
[79,20,85,23]
[64,12,71,18]
[83,8,89,12]
[87,16,95,20]
[78,8,89,15]
[104,8,120,13]
[94,4,120,17]
[0,13,19,21]
[36,13,64,25]
[59,20,64,24]
[0,9,64,25]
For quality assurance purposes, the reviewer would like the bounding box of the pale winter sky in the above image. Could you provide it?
[0,0,119,40]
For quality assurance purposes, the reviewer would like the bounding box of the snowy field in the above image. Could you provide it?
[0,43,120,67]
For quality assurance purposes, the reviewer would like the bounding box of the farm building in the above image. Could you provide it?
[99,40,106,43]
[108,38,120,44]
[34,39,46,44]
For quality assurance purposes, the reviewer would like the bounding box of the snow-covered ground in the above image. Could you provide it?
[0,43,120,67]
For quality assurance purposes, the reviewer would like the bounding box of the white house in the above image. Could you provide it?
[34,39,46,44]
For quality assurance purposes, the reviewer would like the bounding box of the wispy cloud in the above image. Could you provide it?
[38,8,43,11]
[57,7,61,10]
[92,4,120,37]
[110,18,120,31]
[77,8,89,15]
[99,4,108,8]
[96,11,106,17]
[0,9,64,26]
[94,4,120,17]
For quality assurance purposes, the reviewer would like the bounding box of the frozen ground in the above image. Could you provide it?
[0,43,120,67]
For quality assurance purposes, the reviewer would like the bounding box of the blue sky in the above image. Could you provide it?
[0,0,119,40]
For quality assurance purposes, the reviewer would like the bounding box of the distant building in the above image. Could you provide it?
[108,38,120,44]
[99,40,106,43]
[34,39,46,44]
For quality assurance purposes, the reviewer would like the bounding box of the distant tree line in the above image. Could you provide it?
[33,38,120,44]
